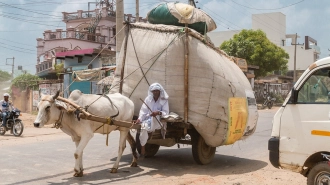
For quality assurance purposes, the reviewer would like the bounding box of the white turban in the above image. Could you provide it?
[148,83,169,100]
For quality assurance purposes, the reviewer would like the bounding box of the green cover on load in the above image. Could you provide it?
[147,3,208,35]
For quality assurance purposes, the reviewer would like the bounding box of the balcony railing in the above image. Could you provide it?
[36,61,53,73]
[309,45,321,54]
[44,30,109,44]
[63,9,147,23]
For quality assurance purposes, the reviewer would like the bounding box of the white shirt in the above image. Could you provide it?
[0,100,13,112]
[138,96,169,121]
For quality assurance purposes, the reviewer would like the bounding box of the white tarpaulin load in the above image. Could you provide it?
[111,22,258,147]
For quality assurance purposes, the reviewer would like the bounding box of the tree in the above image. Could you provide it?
[220,29,289,78]
[11,73,41,90]
[0,70,11,82]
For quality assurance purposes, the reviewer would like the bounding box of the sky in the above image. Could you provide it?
[0,0,328,75]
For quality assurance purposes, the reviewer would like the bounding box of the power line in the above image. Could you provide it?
[0,41,36,52]
[221,1,285,36]
[0,38,37,47]
[1,45,35,55]
[0,2,62,18]
[231,0,305,10]
[0,14,65,27]
[199,2,242,31]
[0,29,45,32]
[1,11,63,20]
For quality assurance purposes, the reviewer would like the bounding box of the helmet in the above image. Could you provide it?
[3,93,9,97]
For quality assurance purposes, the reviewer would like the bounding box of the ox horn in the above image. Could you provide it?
[52,90,60,100]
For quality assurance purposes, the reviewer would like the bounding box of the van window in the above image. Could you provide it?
[297,68,330,103]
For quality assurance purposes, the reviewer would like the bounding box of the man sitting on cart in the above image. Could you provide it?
[134,83,169,159]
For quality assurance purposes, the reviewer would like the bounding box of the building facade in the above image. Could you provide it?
[35,2,146,79]
[208,12,320,81]
[35,2,145,97]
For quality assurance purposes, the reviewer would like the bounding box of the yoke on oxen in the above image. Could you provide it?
[56,96,141,130]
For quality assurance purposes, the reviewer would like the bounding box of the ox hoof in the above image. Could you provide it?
[73,171,83,177]
[73,168,84,177]
[110,168,118,173]
[130,162,138,167]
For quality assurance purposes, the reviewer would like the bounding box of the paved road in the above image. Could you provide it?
[0,108,306,185]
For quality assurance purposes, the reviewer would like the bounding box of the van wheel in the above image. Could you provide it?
[191,131,216,165]
[307,161,330,185]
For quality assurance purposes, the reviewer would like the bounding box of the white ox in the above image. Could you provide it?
[34,90,138,177]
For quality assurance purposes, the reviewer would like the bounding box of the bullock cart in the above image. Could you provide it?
[61,3,258,165]
[57,96,218,165]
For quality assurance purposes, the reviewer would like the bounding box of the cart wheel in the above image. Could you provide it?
[192,132,216,165]
[136,132,160,157]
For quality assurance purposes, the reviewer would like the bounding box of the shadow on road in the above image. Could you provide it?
[31,147,268,185]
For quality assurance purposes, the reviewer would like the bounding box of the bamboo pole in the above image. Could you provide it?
[119,24,130,93]
[184,25,189,123]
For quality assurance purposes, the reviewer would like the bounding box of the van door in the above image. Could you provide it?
[279,66,330,169]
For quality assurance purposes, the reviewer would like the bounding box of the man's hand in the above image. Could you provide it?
[150,111,160,117]
[134,119,141,124]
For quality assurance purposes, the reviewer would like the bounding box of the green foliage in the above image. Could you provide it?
[270,92,285,103]
[11,73,41,90]
[54,63,64,77]
[0,70,11,82]
[220,29,289,78]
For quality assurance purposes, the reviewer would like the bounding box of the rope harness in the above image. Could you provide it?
[54,111,64,129]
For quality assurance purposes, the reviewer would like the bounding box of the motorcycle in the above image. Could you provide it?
[0,108,24,136]
[263,95,276,109]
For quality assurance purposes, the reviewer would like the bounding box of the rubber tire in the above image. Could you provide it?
[136,132,160,157]
[0,126,6,135]
[12,121,24,137]
[307,161,330,185]
[191,132,216,165]
[267,102,273,109]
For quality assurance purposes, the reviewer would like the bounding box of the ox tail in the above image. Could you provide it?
[126,131,138,159]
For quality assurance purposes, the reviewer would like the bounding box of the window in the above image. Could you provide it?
[78,56,82,63]
[297,68,330,103]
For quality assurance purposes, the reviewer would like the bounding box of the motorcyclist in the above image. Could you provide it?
[0,93,14,128]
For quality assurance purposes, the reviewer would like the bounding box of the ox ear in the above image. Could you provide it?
[55,100,68,111]
[52,90,60,100]
[54,100,75,113]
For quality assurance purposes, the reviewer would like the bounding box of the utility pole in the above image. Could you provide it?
[291,33,303,82]
[188,0,196,7]
[6,57,14,79]
[116,0,124,52]
[136,0,139,22]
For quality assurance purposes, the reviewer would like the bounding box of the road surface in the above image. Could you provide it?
[0,108,306,185]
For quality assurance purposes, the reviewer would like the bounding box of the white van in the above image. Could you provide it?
[269,57,330,185]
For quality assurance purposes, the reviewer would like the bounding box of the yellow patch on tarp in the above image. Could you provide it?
[224,97,248,145]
